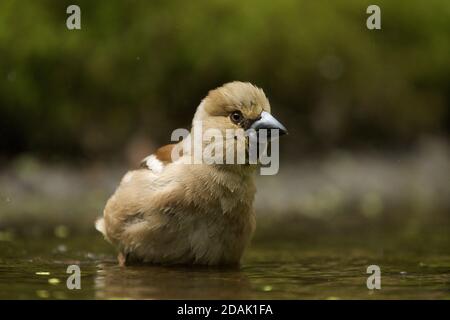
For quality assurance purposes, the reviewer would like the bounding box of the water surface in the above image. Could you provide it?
[0,235,448,299]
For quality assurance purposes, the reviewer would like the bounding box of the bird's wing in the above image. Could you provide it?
[140,143,179,173]
[101,166,193,263]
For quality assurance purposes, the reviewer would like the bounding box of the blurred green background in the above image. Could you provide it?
[0,0,449,162]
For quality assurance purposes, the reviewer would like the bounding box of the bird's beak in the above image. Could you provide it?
[249,111,288,136]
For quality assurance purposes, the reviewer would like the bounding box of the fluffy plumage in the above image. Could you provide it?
[96,82,286,266]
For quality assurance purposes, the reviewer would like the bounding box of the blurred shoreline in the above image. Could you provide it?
[0,139,448,244]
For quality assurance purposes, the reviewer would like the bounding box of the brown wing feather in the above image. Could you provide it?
[154,144,177,164]
[139,143,179,169]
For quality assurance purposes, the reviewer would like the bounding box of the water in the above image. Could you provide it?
[0,235,448,299]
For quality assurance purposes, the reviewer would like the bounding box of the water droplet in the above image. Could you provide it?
[262,285,273,292]
[48,278,61,285]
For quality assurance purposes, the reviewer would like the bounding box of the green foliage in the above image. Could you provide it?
[0,0,449,160]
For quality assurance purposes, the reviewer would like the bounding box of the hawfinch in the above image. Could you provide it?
[96,81,287,266]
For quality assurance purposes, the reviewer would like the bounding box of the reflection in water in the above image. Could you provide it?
[94,263,253,300]
[0,236,449,299]
[91,248,450,300]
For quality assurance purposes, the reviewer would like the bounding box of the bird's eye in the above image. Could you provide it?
[230,111,243,124]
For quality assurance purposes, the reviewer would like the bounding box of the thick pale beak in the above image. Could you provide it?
[249,111,288,136]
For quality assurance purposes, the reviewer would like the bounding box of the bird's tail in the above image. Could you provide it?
[95,217,107,236]
[95,217,113,244]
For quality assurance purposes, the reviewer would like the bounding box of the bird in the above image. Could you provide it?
[95,81,287,266]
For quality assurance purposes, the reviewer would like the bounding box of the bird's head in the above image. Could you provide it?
[193,81,287,136]
[189,81,287,168]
